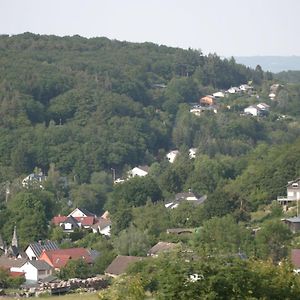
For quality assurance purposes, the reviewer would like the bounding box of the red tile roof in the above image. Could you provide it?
[52,216,67,225]
[74,216,95,226]
[40,248,93,269]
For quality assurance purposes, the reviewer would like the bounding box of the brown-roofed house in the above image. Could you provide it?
[199,96,215,106]
[105,255,144,278]
[147,242,178,257]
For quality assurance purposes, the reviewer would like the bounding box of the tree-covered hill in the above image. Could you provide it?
[0,32,259,183]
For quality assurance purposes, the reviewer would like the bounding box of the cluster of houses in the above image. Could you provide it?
[0,208,111,285]
[51,207,111,236]
[243,102,270,117]
[190,83,254,117]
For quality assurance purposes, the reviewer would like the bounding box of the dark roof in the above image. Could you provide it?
[29,260,53,270]
[105,255,144,276]
[148,242,178,256]
[76,208,95,217]
[291,249,300,268]
[285,217,300,223]
[27,241,59,257]
[63,216,80,227]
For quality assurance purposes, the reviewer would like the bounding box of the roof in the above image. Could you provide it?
[92,217,112,230]
[74,216,95,226]
[0,256,27,268]
[105,255,144,276]
[26,241,59,258]
[285,217,300,223]
[69,208,96,217]
[148,242,178,256]
[291,249,300,268]
[63,216,80,227]
[137,165,150,172]
[52,216,67,225]
[40,248,93,269]
[28,260,53,271]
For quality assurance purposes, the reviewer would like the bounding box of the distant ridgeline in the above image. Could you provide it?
[235,56,300,73]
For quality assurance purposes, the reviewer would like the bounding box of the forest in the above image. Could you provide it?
[1,33,300,297]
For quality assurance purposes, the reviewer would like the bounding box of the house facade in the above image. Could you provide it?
[278,178,300,205]
[25,240,59,260]
[20,260,53,282]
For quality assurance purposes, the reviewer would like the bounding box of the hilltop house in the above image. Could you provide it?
[166,150,180,163]
[165,191,207,209]
[128,165,149,177]
[22,172,46,188]
[244,103,270,116]
[277,178,300,206]
[199,95,215,106]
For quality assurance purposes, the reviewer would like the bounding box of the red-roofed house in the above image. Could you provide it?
[39,248,94,270]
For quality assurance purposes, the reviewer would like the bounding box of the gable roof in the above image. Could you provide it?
[52,215,67,225]
[148,242,178,256]
[68,208,95,217]
[74,216,96,226]
[92,217,112,230]
[105,255,144,276]
[0,256,27,268]
[28,260,53,271]
[291,249,300,268]
[40,248,93,269]
[63,216,80,227]
[26,241,59,258]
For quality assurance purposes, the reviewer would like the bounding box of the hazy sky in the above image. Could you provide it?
[1,0,299,56]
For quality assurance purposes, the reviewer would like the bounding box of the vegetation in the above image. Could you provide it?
[1,33,300,296]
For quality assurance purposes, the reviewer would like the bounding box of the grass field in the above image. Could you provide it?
[48,292,99,300]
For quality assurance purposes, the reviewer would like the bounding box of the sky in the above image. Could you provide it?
[1,0,300,57]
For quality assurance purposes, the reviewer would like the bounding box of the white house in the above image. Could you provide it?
[20,260,53,283]
[213,91,225,98]
[244,105,260,116]
[228,87,240,94]
[166,150,180,163]
[25,241,59,260]
[22,172,46,188]
[92,218,112,236]
[189,148,197,159]
[68,207,96,218]
[128,166,149,177]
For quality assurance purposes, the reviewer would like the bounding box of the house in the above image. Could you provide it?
[25,241,59,260]
[147,242,178,257]
[228,87,240,94]
[128,165,149,177]
[239,84,253,92]
[165,192,207,209]
[105,255,144,278]
[20,260,53,283]
[190,105,218,116]
[189,148,197,159]
[199,95,215,106]
[283,217,300,233]
[68,207,96,218]
[244,104,269,117]
[39,248,96,270]
[213,91,225,98]
[22,172,46,188]
[92,217,112,236]
[291,249,300,273]
[277,178,300,205]
[166,150,179,163]
[52,207,99,232]
[0,256,28,274]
